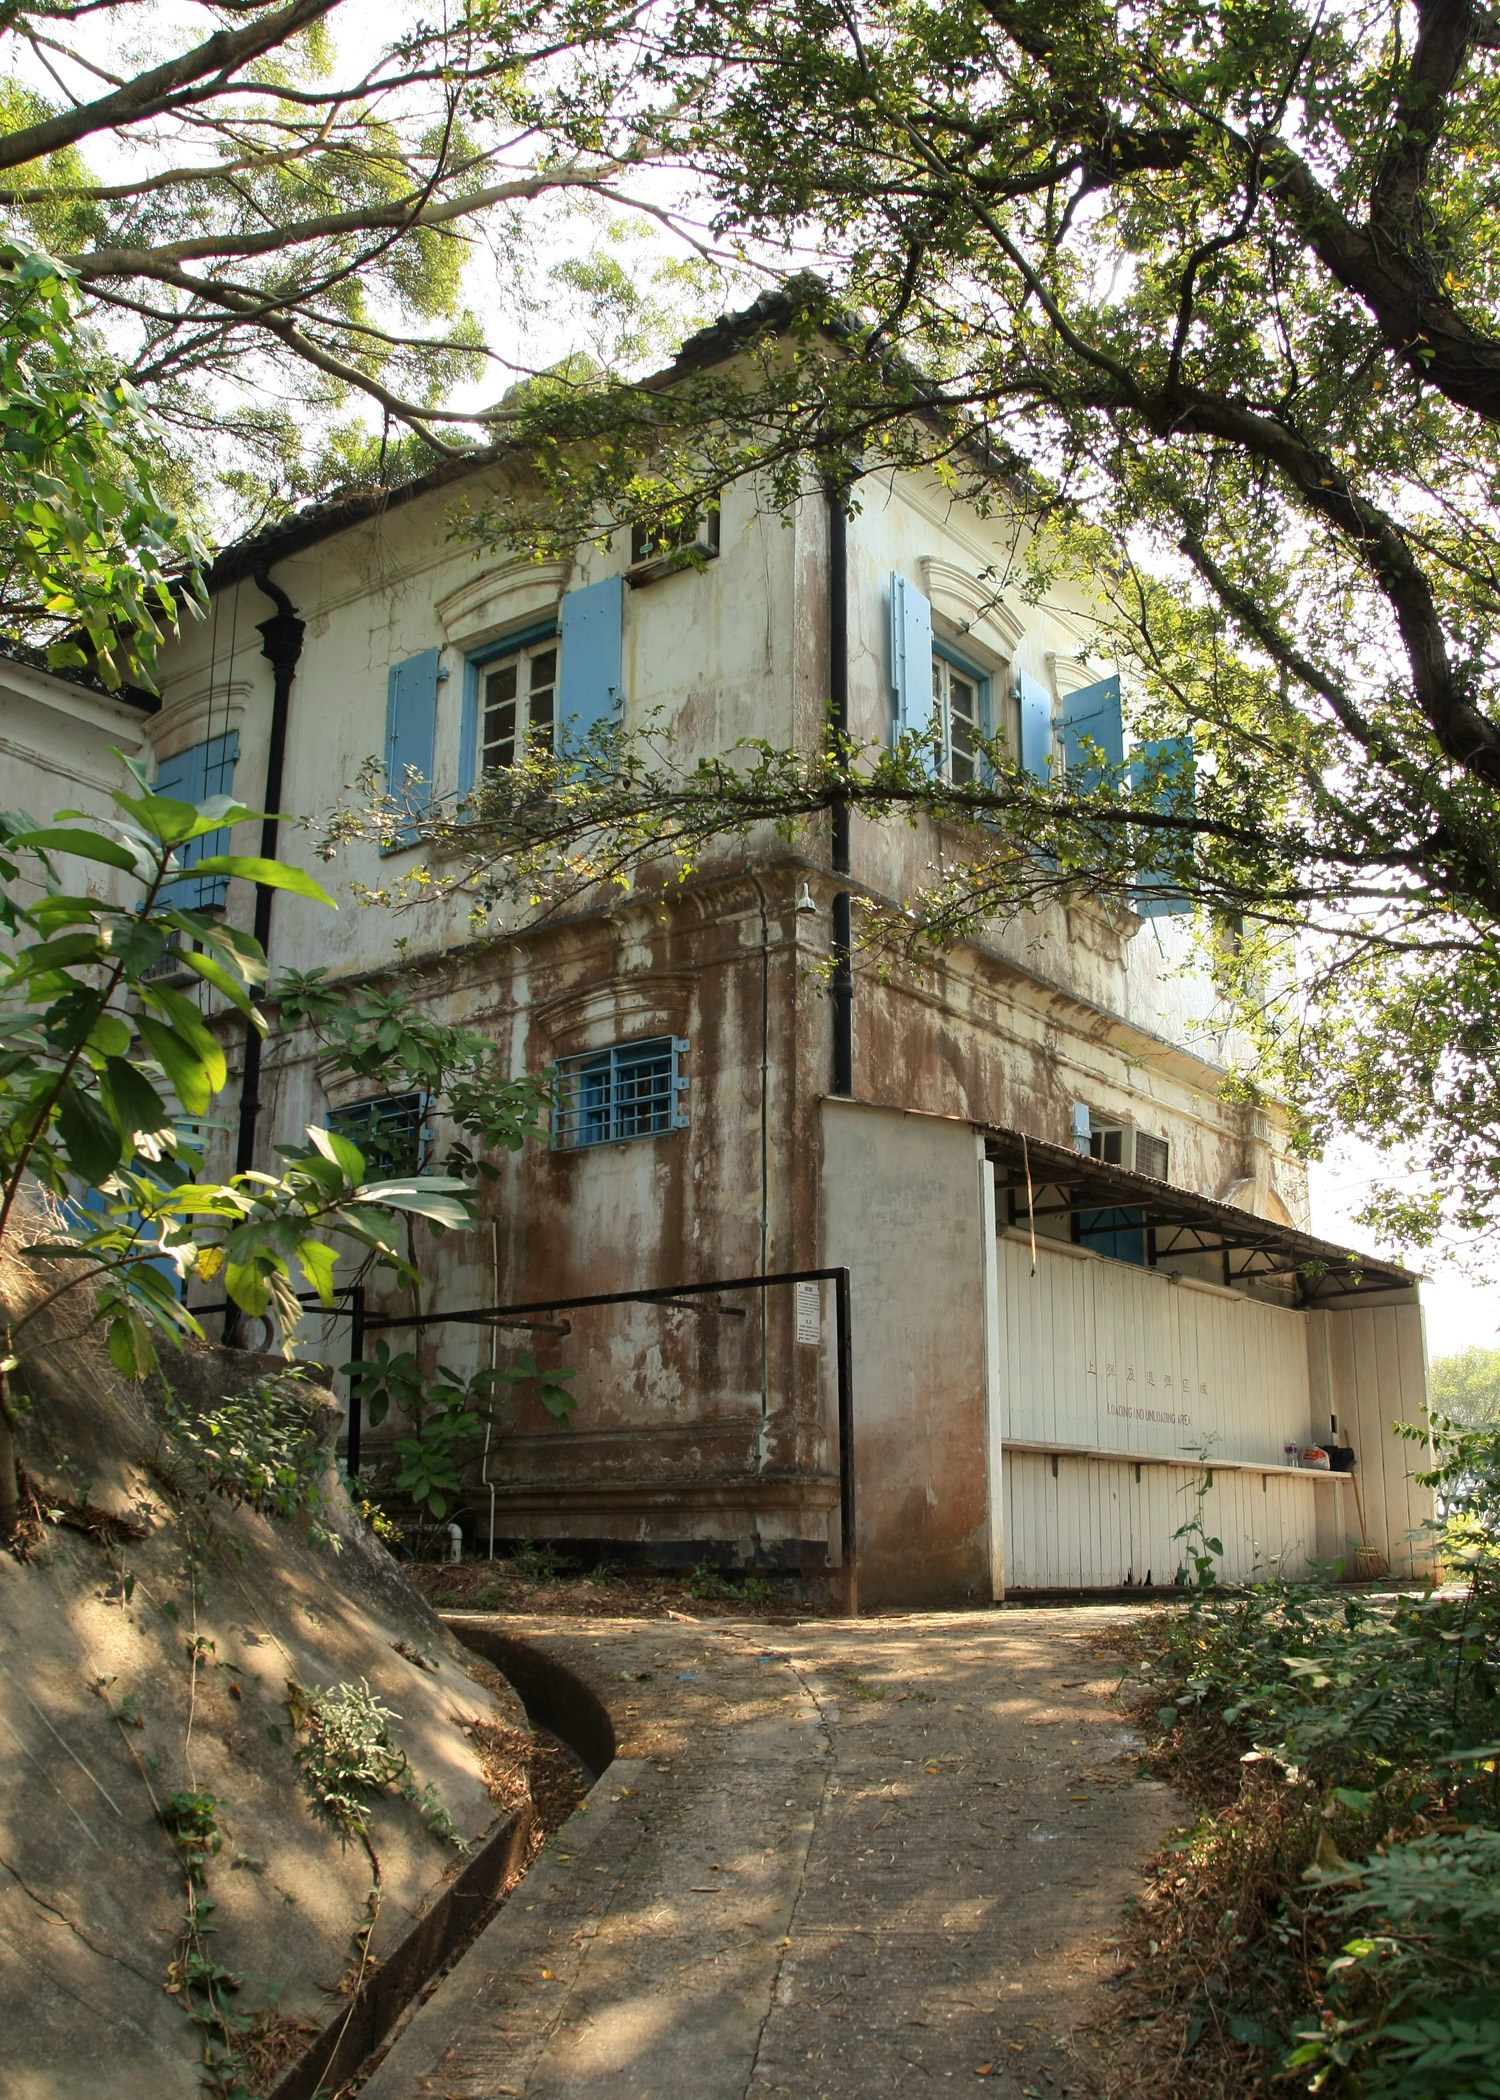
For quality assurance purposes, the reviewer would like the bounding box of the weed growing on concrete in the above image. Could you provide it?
[162,1373,337,1545]
[685,1559,735,1599]
[157,1786,265,2097]
[285,1677,464,1851]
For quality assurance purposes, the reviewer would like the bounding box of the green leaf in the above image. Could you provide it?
[177,947,260,1021]
[85,1011,133,1059]
[358,1179,475,1229]
[106,1305,156,1378]
[140,988,226,1090]
[223,1254,273,1317]
[98,1055,172,1141]
[307,1122,365,1183]
[294,1236,339,1305]
[188,855,336,905]
[55,1080,122,1182]
[1225,2018,1281,2051]
[135,1015,213,1117]
[9,826,141,872]
[17,930,104,974]
[1331,1787,1377,1811]
[1157,1705,1179,1730]
[111,790,201,844]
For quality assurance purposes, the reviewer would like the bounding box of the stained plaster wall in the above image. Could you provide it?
[819,1099,993,1608]
[250,862,839,1562]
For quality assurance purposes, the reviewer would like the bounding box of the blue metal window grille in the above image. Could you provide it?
[553,1036,688,1149]
[326,1091,428,1179]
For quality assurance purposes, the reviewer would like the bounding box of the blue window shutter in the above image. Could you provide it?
[1018,669,1053,779]
[1071,1101,1092,1153]
[1060,674,1123,790]
[1131,734,1195,917]
[558,577,624,748]
[155,730,239,909]
[385,648,440,846]
[888,573,934,750]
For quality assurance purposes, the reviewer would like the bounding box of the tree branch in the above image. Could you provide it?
[0,0,342,170]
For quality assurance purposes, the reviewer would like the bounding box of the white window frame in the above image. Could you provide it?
[477,633,559,774]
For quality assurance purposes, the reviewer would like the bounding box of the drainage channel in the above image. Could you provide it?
[265,1623,614,2100]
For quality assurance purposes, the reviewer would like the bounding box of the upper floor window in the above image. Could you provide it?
[932,653,983,785]
[1089,1119,1129,1167]
[481,637,557,772]
[553,1035,688,1149]
[154,730,239,910]
[327,1091,427,1178]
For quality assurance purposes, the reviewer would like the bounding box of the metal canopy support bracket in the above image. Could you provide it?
[984,1126,1414,1305]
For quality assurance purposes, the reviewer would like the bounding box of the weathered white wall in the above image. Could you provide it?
[1002,1450,1340,1591]
[0,662,154,911]
[993,1228,1314,1462]
[1308,1298,1437,1580]
[990,1228,1344,1586]
[149,473,810,987]
[820,1099,992,1607]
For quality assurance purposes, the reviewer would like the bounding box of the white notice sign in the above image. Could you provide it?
[795,1281,820,1346]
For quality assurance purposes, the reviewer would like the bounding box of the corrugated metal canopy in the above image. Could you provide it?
[982,1126,1417,1303]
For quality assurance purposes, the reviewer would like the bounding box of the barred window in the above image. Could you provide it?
[1134,1131,1170,1182]
[326,1091,427,1178]
[553,1036,688,1149]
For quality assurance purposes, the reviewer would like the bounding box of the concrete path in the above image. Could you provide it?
[362,1608,1180,2100]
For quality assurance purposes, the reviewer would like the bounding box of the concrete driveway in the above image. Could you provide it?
[361,1607,1180,2100]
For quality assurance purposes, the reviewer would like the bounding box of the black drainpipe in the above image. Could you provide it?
[233,567,305,1183]
[826,489,853,1096]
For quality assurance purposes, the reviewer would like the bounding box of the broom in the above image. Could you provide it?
[1349,1465,1391,1581]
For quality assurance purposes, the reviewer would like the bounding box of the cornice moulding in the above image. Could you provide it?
[919,556,1026,659]
[436,556,573,651]
[149,678,254,759]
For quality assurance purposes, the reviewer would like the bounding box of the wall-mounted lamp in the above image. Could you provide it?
[796,881,818,914]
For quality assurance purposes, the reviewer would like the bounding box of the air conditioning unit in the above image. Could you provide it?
[627,507,721,586]
[1079,1110,1171,1182]
[1134,1131,1170,1182]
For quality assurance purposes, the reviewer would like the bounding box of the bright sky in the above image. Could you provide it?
[1308,1147,1500,1366]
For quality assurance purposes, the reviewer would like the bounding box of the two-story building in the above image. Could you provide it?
[6,297,1436,1605]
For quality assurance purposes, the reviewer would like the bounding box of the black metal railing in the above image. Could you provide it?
[187,1265,857,1608]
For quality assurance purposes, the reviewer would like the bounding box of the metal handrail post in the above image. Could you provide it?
[834,1264,856,1615]
[346,1283,366,1477]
